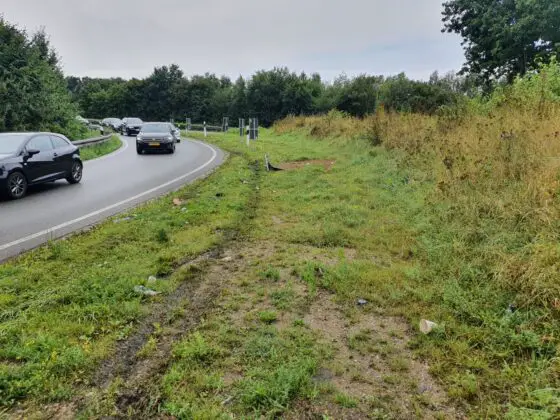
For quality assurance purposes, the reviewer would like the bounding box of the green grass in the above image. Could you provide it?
[162,320,320,418]
[0,152,255,408]
[3,122,560,417]
[79,135,122,161]
[180,128,560,417]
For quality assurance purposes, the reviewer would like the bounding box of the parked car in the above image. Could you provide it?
[121,117,143,136]
[76,115,89,125]
[88,123,105,135]
[170,124,181,143]
[101,118,123,131]
[0,132,83,199]
[136,122,178,154]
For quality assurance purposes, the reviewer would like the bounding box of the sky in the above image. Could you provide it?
[2,0,466,81]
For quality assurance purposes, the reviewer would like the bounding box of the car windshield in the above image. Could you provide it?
[128,118,142,124]
[0,134,27,154]
[142,124,170,133]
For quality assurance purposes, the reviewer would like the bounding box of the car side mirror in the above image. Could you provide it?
[26,148,40,157]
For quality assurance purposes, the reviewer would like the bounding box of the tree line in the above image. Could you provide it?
[67,67,476,127]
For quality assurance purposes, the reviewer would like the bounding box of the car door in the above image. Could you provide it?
[24,135,56,183]
[50,135,74,176]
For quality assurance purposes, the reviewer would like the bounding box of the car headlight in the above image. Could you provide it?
[137,135,143,141]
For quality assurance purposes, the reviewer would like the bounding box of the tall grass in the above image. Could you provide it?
[276,61,560,310]
[274,61,560,416]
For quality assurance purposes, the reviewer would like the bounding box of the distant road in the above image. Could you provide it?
[0,136,225,261]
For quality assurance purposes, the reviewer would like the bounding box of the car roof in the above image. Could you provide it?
[0,132,63,137]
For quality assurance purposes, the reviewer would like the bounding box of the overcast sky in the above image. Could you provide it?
[2,0,465,81]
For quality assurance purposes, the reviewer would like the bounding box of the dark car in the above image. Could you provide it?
[102,118,123,132]
[121,118,143,136]
[0,133,83,200]
[170,124,181,143]
[136,123,177,154]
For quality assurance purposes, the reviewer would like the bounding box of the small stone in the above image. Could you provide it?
[181,207,187,212]
[221,256,233,262]
[134,285,160,297]
[114,217,132,224]
[357,299,368,306]
[148,276,157,284]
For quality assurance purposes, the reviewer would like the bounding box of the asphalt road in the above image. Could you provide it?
[0,136,225,261]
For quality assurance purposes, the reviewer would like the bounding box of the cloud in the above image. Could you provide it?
[2,0,465,80]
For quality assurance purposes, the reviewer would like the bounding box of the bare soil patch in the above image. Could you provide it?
[302,291,463,419]
[278,159,336,171]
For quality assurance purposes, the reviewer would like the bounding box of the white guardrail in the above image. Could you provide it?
[73,134,113,148]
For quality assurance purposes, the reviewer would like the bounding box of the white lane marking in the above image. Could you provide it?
[0,142,220,252]
[85,135,129,164]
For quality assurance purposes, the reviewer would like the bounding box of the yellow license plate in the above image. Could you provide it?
[149,142,160,146]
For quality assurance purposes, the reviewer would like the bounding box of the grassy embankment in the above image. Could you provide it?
[78,135,122,161]
[2,64,560,418]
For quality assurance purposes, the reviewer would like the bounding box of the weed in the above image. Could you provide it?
[259,266,280,282]
[136,336,158,358]
[258,311,278,324]
[156,228,170,243]
[334,393,358,408]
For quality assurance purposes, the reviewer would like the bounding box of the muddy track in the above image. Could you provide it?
[73,158,262,418]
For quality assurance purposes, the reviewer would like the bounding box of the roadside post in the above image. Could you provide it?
[222,117,229,133]
[239,118,245,137]
[204,121,207,138]
[246,119,251,146]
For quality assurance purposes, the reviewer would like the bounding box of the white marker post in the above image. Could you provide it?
[204,121,207,138]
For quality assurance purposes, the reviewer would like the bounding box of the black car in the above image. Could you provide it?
[121,118,143,136]
[102,118,123,132]
[0,133,83,199]
[136,123,177,154]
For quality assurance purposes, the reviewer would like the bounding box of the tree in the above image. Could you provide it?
[335,75,383,117]
[380,73,461,114]
[0,18,85,138]
[442,0,560,84]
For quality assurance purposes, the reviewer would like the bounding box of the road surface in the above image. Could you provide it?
[0,136,225,261]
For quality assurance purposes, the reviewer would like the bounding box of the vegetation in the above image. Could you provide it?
[78,135,122,161]
[67,67,470,127]
[270,61,560,417]
[442,0,560,84]
[3,61,560,416]
[0,153,256,410]
[2,4,560,418]
[0,18,87,140]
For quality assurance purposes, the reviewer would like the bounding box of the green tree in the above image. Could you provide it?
[380,73,461,114]
[442,0,560,83]
[335,74,383,117]
[0,18,85,138]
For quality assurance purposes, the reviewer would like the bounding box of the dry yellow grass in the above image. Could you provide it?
[275,103,560,308]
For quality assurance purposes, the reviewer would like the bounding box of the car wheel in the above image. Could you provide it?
[137,145,143,154]
[6,172,28,199]
[66,161,83,184]
[169,144,176,154]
